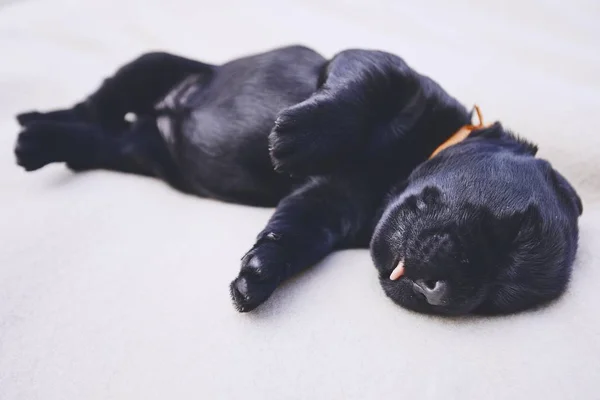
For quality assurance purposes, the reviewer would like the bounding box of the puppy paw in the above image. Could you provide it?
[269,98,360,176]
[230,239,289,312]
[14,122,99,172]
[15,122,67,171]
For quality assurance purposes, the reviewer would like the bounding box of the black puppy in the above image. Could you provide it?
[14,46,582,315]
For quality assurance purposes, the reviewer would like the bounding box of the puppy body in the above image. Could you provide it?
[14,46,582,315]
[153,46,325,205]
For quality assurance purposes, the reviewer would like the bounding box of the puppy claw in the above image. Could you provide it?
[229,274,277,313]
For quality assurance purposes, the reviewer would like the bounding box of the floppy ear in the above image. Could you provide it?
[480,205,541,253]
[549,168,583,216]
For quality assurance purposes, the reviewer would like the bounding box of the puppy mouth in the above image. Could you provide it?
[389,259,405,281]
[385,258,449,307]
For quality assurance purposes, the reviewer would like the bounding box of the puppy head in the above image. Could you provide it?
[370,186,547,315]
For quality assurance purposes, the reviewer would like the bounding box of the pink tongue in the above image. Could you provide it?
[389,262,405,280]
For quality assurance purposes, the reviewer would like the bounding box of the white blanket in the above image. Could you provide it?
[1,0,599,398]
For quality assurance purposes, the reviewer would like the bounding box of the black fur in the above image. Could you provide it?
[14,45,582,315]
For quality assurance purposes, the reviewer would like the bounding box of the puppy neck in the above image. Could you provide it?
[429,105,492,159]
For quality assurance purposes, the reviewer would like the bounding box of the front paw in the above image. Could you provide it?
[230,239,290,312]
[269,99,359,176]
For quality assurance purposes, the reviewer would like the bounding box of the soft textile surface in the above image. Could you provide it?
[1,0,599,399]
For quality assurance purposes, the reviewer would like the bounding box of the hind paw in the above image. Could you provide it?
[14,122,68,171]
[14,122,102,172]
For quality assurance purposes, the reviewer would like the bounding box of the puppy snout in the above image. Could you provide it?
[413,279,448,306]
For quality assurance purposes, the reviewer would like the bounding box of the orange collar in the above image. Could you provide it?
[429,105,491,159]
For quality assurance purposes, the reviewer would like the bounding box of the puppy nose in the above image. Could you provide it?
[413,279,448,306]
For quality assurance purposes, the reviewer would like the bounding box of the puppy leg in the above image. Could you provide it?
[230,176,377,312]
[15,117,186,189]
[17,52,214,130]
[269,50,423,176]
